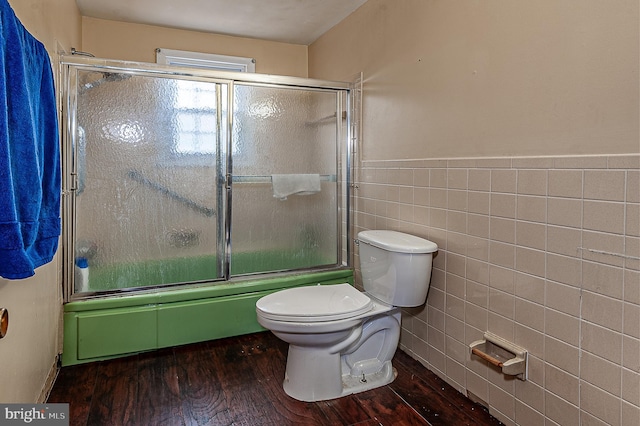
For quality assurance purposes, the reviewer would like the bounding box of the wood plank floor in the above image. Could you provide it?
[48,331,502,426]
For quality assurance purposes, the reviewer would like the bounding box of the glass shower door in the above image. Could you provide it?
[71,69,225,293]
[230,84,341,275]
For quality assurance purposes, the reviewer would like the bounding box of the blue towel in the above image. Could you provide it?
[0,0,60,279]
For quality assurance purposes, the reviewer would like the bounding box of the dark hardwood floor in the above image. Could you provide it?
[48,331,502,425]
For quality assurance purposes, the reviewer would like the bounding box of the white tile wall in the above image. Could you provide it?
[353,154,640,425]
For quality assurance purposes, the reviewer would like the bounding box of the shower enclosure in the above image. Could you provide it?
[61,56,354,300]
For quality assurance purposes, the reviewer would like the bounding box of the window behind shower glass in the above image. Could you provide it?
[156,48,255,73]
[156,48,251,160]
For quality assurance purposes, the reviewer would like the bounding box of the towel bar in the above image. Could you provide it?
[232,174,336,183]
[469,332,528,381]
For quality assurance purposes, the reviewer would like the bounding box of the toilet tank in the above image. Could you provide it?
[358,230,438,307]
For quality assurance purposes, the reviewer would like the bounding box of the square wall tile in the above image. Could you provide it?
[581,321,623,364]
[546,308,580,346]
[545,363,579,405]
[468,236,490,263]
[584,170,626,202]
[622,336,639,373]
[549,170,583,198]
[448,189,468,212]
[583,200,625,234]
[580,350,622,396]
[547,226,582,257]
[466,258,490,286]
[489,241,515,269]
[466,370,489,404]
[622,402,640,426]
[514,272,545,305]
[516,195,547,223]
[445,315,466,344]
[448,168,468,190]
[545,391,579,426]
[547,197,582,228]
[488,383,516,421]
[546,280,581,317]
[515,247,545,278]
[469,169,491,191]
[469,191,491,215]
[466,280,489,308]
[545,336,580,375]
[489,265,515,293]
[515,323,544,357]
[516,221,546,251]
[491,193,517,219]
[582,261,624,299]
[489,288,515,319]
[491,217,516,244]
[413,168,430,187]
[547,253,582,288]
[580,381,621,426]
[515,379,545,413]
[491,170,517,194]
[623,302,640,339]
[430,168,447,188]
[515,298,544,332]
[488,312,515,340]
[517,169,547,196]
[621,367,640,406]
[581,290,623,332]
[581,231,625,267]
[465,301,488,330]
[625,270,640,304]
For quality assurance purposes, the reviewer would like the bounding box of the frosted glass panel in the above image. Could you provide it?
[74,70,221,292]
[231,84,339,274]
[66,61,350,297]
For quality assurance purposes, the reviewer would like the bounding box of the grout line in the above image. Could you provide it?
[577,247,640,261]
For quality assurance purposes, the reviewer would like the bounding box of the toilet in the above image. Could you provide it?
[255,230,438,402]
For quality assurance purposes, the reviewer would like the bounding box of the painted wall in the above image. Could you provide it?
[1,0,81,403]
[309,0,639,160]
[309,1,640,425]
[81,17,309,77]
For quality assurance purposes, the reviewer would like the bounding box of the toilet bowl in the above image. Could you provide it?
[256,230,438,402]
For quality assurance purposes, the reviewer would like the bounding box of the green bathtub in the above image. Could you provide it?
[62,262,353,366]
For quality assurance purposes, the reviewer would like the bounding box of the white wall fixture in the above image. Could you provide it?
[469,332,528,381]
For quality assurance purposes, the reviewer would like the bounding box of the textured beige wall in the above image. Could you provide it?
[310,0,640,424]
[81,17,309,77]
[2,0,81,403]
[309,0,640,160]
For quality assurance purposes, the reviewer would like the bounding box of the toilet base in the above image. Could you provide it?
[282,343,398,402]
[340,361,397,397]
[281,310,401,402]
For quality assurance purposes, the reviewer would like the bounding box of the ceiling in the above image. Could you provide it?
[76,0,368,45]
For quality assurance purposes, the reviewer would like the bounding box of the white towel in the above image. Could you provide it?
[271,174,321,200]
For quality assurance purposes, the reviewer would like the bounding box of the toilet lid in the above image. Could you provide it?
[256,283,373,322]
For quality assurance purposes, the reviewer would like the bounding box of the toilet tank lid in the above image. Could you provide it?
[358,230,438,254]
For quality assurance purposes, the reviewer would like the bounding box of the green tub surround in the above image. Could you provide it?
[62,268,353,366]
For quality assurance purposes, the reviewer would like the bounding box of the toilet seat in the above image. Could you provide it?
[256,283,373,322]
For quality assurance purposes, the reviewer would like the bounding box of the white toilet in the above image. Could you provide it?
[256,230,438,402]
